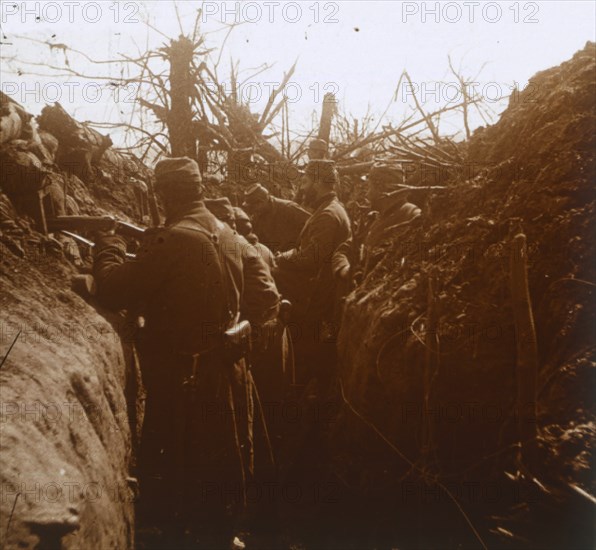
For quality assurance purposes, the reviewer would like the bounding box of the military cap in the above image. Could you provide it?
[367,163,404,192]
[204,197,235,223]
[243,183,270,203]
[230,147,255,163]
[308,138,328,154]
[233,206,251,223]
[154,156,202,193]
[233,207,253,237]
[305,159,338,187]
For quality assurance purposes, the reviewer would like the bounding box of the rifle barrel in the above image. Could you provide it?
[60,230,136,259]
[48,216,145,239]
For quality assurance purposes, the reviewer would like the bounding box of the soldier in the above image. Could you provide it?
[274,159,351,385]
[241,183,310,253]
[308,138,328,160]
[93,157,279,547]
[333,163,421,283]
[223,147,257,204]
[204,197,276,272]
[204,196,237,229]
[233,206,276,270]
[270,161,350,521]
[234,205,296,470]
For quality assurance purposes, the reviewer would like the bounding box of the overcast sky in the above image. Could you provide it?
[1,1,594,148]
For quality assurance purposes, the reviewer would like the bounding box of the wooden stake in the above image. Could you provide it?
[509,225,538,456]
[317,92,337,146]
[423,271,438,460]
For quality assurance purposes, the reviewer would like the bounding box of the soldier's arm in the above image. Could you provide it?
[240,237,280,325]
[277,212,337,272]
[254,242,276,270]
[331,237,353,278]
[93,229,172,311]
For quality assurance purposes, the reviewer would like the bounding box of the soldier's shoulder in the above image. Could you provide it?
[274,196,305,210]
[133,226,171,258]
[169,219,218,244]
[137,225,196,254]
[140,226,168,245]
[283,200,310,220]
[325,197,349,216]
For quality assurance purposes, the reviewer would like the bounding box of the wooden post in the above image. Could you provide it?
[167,36,196,159]
[422,271,438,459]
[317,92,337,145]
[309,92,337,159]
[509,225,538,455]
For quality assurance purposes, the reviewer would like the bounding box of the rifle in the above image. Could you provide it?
[60,230,136,259]
[47,215,146,239]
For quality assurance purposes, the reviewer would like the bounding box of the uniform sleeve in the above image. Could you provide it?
[277,212,337,273]
[331,237,353,277]
[239,238,280,325]
[255,242,276,270]
[93,229,172,311]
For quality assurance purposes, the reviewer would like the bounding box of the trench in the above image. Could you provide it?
[1,42,595,550]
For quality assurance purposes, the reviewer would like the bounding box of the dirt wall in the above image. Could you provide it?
[0,97,144,549]
[0,207,140,549]
[330,42,595,548]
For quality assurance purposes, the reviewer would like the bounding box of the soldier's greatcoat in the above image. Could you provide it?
[93,201,279,534]
[275,192,351,321]
[332,191,421,279]
[251,196,310,253]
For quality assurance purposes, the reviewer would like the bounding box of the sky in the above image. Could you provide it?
[1,1,594,149]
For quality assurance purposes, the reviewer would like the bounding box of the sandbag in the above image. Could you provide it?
[0,144,48,195]
[0,102,23,144]
[38,103,113,178]
[39,129,59,160]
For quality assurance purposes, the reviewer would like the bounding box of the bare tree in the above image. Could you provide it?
[2,9,295,174]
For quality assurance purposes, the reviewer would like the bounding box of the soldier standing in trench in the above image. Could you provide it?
[274,159,351,391]
[241,183,310,254]
[233,206,277,270]
[92,157,279,548]
[332,163,422,286]
[206,197,299,539]
[269,159,351,542]
[207,198,294,434]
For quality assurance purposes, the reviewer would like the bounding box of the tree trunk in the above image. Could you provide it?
[167,37,196,159]
[317,92,337,144]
